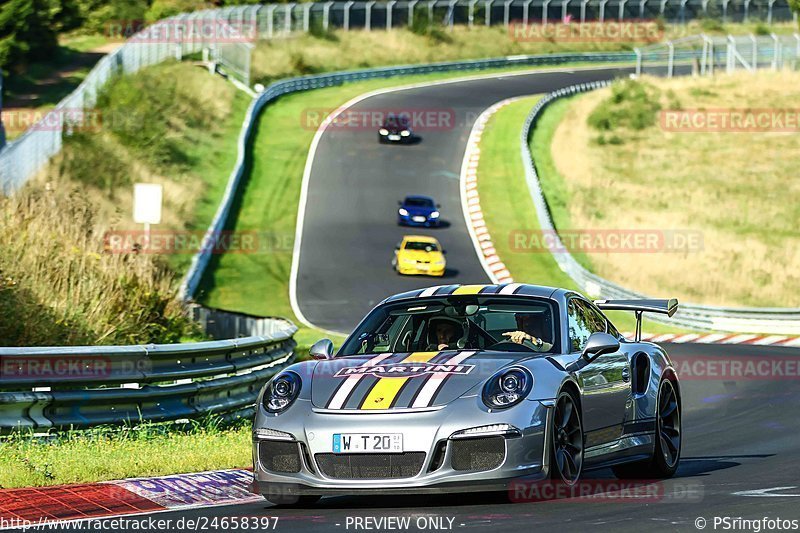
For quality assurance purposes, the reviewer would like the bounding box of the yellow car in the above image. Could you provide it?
[392,235,446,277]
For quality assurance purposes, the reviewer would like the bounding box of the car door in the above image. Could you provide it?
[568,298,630,448]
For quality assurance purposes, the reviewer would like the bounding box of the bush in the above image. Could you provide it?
[588,79,661,132]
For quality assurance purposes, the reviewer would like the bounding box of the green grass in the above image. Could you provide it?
[0,420,250,489]
[476,96,690,335]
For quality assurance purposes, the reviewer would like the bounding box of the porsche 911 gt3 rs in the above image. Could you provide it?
[253,284,682,505]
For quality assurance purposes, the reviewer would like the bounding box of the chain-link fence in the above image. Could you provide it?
[636,32,800,76]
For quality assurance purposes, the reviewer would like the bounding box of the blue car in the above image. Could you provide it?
[397,195,441,227]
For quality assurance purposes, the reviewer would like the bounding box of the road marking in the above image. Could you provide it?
[733,486,800,497]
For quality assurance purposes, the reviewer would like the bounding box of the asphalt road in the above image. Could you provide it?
[293,66,633,333]
[87,341,800,533]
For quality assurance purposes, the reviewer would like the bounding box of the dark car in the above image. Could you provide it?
[378,113,414,143]
[398,195,441,227]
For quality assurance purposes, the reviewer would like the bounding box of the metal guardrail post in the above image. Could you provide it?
[667,40,674,77]
[635,47,642,75]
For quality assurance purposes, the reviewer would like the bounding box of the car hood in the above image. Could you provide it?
[311,351,530,410]
[397,250,444,262]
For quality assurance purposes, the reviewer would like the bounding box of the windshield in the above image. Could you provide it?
[404,241,439,252]
[405,197,434,208]
[339,297,559,356]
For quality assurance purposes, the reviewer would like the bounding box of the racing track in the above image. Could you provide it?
[79,67,800,532]
[292,66,635,333]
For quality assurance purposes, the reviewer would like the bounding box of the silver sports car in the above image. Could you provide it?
[252,284,682,505]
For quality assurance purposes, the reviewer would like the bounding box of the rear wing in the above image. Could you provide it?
[594,299,679,342]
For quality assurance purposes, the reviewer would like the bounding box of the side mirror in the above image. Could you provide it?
[398,200,402,206]
[581,332,620,362]
[309,339,334,360]
[442,249,447,255]
[436,203,441,208]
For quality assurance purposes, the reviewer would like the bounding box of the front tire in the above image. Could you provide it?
[549,390,584,486]
[613,378,681,479]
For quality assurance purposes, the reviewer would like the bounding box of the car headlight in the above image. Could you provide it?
[400,130,411,137]
[398,208,409,216]
[379,128,389,135]
[482,367,533,410]
[263,371,301,414]
[430,211,440,218]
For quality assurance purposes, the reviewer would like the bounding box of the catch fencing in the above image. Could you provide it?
[636,32,800,76]
[520,81,800,334]
[0,319,297,431]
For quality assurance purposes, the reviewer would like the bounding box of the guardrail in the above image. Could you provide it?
[0,320,297,431]
[519,81,800,334]
[178,51,637,301]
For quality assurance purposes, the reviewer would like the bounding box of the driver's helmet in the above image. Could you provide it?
[428,317,463,347]
[514,313,548,340]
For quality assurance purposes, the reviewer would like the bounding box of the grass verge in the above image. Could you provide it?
[547,71,800,307]
[0,420,250,489]
[476,96,692,334]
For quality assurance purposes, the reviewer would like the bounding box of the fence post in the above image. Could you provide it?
[667,40,674,77]
[409,0,419,26]
[428,0,435,23]
[639,0,647,18]
[767,0,774,24]
[771,33,779,69]
[599,0,609,21]
[323,1,333,30]
[366,0,376,30]
[485,0,493,25]
[387,0,396,28]
[284,3,293,33]
[635,47,642,75]
[743,0,750,22]
[659,0,667,17]
[561,0,570,21]
[267,4,276,37]
[618,0,626,20]
[543,0,550,23]
[303,3,312,32]
[504,0,512,25]
[469,0,477,25]
[343,0,354,30]
[722,0,729,22]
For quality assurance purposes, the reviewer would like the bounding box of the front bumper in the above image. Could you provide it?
[252,396,552,495]
[398,215,440,227]
[397,264,445,277]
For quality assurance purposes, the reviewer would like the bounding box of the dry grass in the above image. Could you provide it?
[548,70,800,307]
[251,22,798,84]
[0,178,198,346]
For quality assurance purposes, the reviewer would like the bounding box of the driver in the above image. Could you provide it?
[502,313,552,352]
[427,317,463,351]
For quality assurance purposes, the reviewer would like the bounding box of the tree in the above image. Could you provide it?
[0,0,58,73]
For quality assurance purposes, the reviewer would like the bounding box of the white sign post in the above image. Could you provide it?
[133,183,163,248]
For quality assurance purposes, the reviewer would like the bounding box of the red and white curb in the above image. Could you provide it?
[0,469,258,528]
[627,332,800,347]
[460,97,525,286]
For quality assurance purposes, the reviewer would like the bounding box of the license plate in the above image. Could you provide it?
[388,134,401,141]
[412,216,426,222]
[333,433,403,453]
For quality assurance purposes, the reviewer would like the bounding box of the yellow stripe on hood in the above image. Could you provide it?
[360,351,439,410]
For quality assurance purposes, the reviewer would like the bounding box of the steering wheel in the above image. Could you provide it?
[486,340,538,352]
